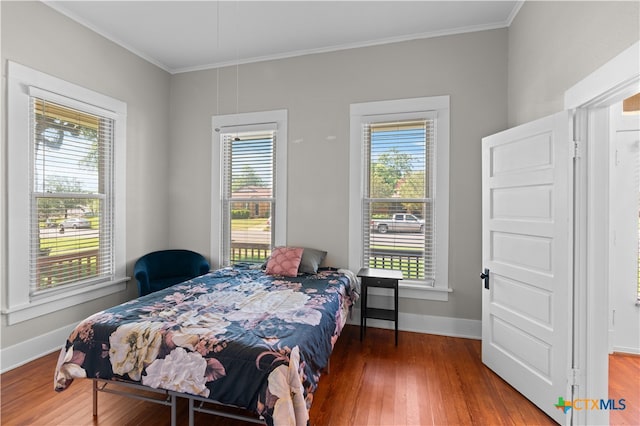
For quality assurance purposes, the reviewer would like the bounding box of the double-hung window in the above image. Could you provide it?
[5,62,127,324]
[211,110,287,268]
[30,97,114,289]
[350,97,450,300]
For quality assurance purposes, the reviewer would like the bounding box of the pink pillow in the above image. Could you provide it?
[265,247,304,277]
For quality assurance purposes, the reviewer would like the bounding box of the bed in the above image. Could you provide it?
[54,263,359,425]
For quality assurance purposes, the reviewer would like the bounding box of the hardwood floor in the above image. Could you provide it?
[1,325,637,425]
[609,352,640,425]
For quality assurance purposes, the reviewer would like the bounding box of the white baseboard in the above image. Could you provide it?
[347,307,481,340]
[612,345,640,356]
[0,322,76,373]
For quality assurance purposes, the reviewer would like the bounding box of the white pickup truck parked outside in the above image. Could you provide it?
[370,213,424,233]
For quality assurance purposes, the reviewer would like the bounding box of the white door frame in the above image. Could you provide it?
[565,40,640,426]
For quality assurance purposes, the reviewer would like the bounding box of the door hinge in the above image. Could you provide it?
[569,368,582,386]
[572,140,582,159]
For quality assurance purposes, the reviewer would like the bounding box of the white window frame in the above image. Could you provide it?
[4,61,127,325]
[211,110,288,268]
[349,96,450,301]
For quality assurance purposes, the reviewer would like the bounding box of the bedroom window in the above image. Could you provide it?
[5,61,127,324]
[222,129,275,265]
[30,98,114,291]
[349,97,450,300]
[211,110,288,268]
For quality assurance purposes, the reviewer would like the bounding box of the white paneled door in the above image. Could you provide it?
[482,111,573,424]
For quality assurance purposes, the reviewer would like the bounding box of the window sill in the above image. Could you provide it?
[367,281,451,301]
[2,277,129,325]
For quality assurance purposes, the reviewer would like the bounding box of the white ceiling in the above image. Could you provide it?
[45,1,523,74]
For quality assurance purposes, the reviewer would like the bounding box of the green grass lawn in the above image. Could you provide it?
[370,243,423,252]
[39,218,100,256]
[231,218,270,230]
[40,236,99,256]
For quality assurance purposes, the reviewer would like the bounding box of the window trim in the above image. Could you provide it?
[211,110,288,268]
[4,61,127,325]
[349,96,450,301]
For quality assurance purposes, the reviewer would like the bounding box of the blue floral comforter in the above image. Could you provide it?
[54,265,358,425]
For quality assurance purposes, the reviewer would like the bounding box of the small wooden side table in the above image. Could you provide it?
[357,267,403,345]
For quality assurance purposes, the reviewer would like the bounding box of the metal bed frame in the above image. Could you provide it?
[186,394,265,425]
[92,379,265,425]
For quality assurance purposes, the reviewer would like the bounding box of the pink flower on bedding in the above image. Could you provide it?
[163,292,187,304]
[163,330,177,351]
[68,311,116,343]
[205,357,226,382]
[193,335,226,356]
[272,279,303,291]
[69,320,94,343]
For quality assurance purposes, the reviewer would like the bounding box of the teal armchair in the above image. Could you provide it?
[134,249,210,297]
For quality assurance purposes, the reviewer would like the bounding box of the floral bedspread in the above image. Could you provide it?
[54,265,358,425]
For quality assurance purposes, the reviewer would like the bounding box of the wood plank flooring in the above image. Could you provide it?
[1,325,638,425]
[609,352,640,425]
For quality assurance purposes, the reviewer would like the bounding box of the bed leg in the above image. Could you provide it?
[171,394,177,426]
[188,397,195,426]
[92,380,98,417]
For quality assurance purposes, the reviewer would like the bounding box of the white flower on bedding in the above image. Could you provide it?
[277,308,322,326]
[171,310,230,349]
[237,289,322,326]
[109,321,163,381]
[176,310,230,331]
[237,289,308,313]
[194,290,246,309]
[267,346,308,426]
[142,347,210,397]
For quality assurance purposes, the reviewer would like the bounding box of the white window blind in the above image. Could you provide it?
[362,118,436,283]
[220,128,276,266]
[29,97,114,294]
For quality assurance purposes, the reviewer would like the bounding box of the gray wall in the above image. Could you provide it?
[0,1,171,348]
[169,30,509,322]
[508,1,640,126]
